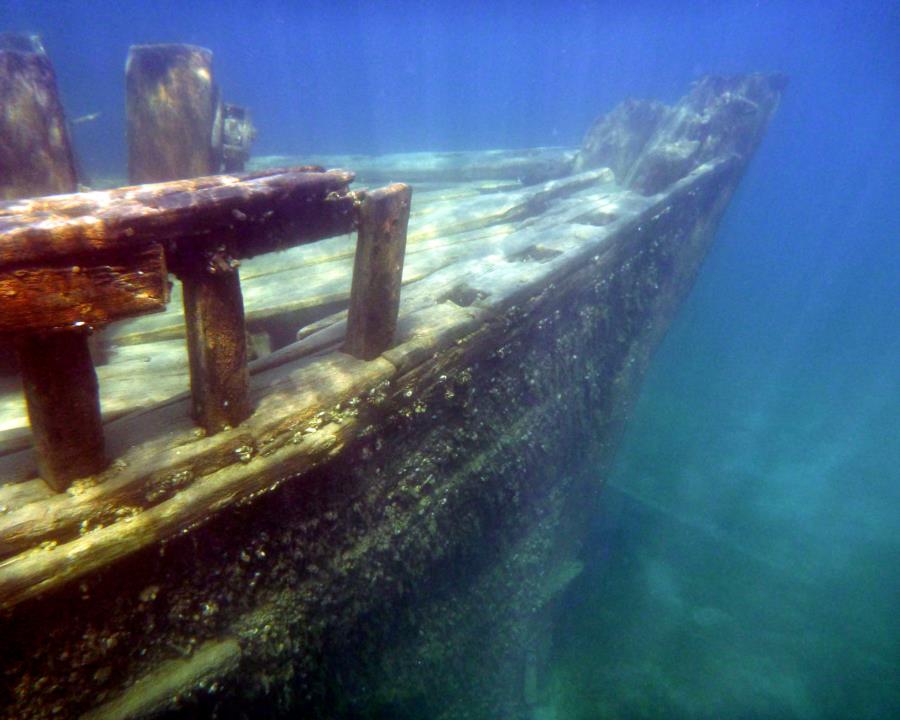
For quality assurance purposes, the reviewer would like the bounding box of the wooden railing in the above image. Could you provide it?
[0,169,411,492]
[0,37,411,492]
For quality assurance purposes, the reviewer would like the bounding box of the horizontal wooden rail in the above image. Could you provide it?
[0,167,357,269]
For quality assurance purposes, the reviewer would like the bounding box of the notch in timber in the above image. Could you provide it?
[344,184,413,361]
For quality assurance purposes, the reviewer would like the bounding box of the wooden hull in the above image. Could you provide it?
[0,75,783,719]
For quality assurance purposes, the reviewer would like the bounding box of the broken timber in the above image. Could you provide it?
[0,74,785,720]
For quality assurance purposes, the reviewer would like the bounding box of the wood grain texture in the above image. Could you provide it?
[0,244,168,333]
[180,251,251,433]
[16,330,105,490]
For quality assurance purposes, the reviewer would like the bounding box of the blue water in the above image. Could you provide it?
[3,0,898,717]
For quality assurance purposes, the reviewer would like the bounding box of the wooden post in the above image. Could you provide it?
[126,44,217,183]
[0,33,78,200]
[180,245,251,433]
[0,33,106,490]
[15,331,106,491]
[344,184,413,360]
[127,43,252,433]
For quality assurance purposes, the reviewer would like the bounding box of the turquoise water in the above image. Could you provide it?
[546,23,900,713]
[2,1,897,717]
[549,149,900,717]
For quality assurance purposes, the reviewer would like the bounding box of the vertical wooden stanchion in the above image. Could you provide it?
[180,247,251,433]
[344,183,413,360]
[0,33,78,200]
[127,43,251,433]
[16,332,106,491]
[126,44,218,183]
[0,33,106,490]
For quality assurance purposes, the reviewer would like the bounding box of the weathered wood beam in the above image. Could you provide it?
[16,330,105,490]
[0,244,168,333]
[126,44,218,184]
[0,33,78,200]
[344,184,412,360]
[82,638,243,720]
[0,167,357,475]
[254,147,575,186]
[101,170,616,350]
[0,168,356,268]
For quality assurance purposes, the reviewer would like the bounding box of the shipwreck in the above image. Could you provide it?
[0,37,784,719]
